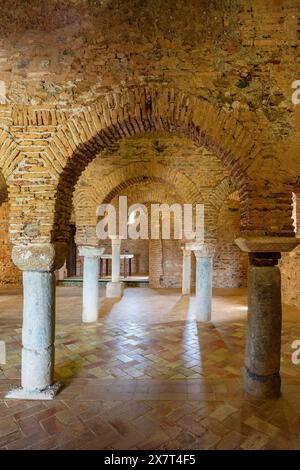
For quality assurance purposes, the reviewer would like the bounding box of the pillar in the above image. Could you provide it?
[194,245,214,322]
[235,236,300,399]
[246,253,282,398]
[79,246,104,323]
[56,260,67,281]
[181,248,191,295]
[6,243,66,400]
[106,236,124,298]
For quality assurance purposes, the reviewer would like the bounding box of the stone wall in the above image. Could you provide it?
[0,0,298,268]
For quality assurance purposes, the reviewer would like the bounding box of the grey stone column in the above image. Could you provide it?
[246,253,282,398]
[106,236,124,298]
[79,246,105,323]
[6,243,66,400]
[194,245,215,322]
[235,236,300,399]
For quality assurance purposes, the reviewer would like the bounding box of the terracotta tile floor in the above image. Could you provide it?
[0,285,300,449]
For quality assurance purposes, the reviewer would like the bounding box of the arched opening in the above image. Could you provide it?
[3,87,294,411]
[65,131,246,295]
[51,87,255,248]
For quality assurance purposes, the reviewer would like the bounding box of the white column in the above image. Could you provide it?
[194,246,215,322]
[182,248,191,295]
[79,246,104,323]
[11,272,59,399]
[21,272,56,391]
[6,243,66,400]
[106,236,124,298]
[57,260,67,281]
[111,238,121,283]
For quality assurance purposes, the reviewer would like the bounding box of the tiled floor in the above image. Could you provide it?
[0,286,300,449]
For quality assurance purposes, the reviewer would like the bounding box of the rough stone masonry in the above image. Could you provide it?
[0,0,299,303]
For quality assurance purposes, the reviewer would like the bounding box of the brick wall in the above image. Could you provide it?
[74,195,246,289]
[214,197,248,288]
[148,240,163,288]
[0,0,297,261]
[281,192,300,308]
[0,202,21,285]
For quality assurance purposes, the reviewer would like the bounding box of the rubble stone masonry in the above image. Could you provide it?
[0,0,299,304]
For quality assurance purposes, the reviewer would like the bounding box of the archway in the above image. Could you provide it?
[4,87,296,402]
[50,86,259,246]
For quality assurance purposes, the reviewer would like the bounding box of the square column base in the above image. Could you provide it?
[106,281,124,298]
[5,382,62,400]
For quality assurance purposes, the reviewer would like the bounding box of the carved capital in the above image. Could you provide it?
[12,243,67,272]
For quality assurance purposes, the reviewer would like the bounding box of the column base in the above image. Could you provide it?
[106,281,124,298]
[244,367,281,399]
[5,381,62,401]
[196,301,211,322]
[198,312,211,322]
[82,314,98,324]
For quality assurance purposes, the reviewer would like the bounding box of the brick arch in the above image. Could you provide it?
[215,189,247,288]
[204,177,238,241]
[0,171,8,204]
[0,128,20,180]
[207,177,237,211]
[102,176,185,205]
[111,184,183,207]
[74,161,202,226]
[49,85,261,242]
[74,163,197,245]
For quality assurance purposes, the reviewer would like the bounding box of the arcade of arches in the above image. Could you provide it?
[1,0,300,450]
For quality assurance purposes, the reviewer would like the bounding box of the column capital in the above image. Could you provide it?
[194,244,215,258]
[185,241,203,251]
[181,247,192,257]
[235,236,300,253]
[78,246,105,258]
[12,243,67,272]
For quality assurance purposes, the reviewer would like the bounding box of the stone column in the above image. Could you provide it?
[56,260,67,281]
[6,243,66,400]
[194,245,215,322]
[181,247,192,295]
[79,246,104,323]
[106,236,124,297]
[235,236,300,398]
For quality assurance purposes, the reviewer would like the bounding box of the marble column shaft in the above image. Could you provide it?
[79,246,104,323]
[6,243,66,400]
[195,248,214,322]
[182,249,191,295]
